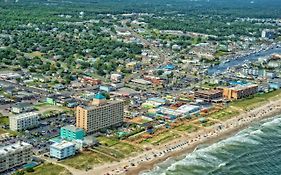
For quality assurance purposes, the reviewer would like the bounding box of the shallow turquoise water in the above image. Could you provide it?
[141,115,281,175]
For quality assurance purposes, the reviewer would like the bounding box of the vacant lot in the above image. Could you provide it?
[174,124,198,133]
[26,163,71,175]
[60,151,114,170]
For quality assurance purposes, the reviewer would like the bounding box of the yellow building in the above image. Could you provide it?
[223,84,258,100]
[76,93,124,133]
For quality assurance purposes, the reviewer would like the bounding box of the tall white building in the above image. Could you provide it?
[9,112,39,131]
[0,142,33,173]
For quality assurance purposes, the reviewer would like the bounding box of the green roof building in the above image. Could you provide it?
[60,125,85,141]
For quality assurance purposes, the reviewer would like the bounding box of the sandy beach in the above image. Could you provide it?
[74,98,281,175]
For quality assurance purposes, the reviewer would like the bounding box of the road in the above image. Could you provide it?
[121,21,171,82]
[0,79,49,96]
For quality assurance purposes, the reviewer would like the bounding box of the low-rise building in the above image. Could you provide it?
[50,141,76,160]
[60,125,85,141]
[0,142,33,173]
[223,84,258,100]
[194,89,223,102]
[9,112,39,131]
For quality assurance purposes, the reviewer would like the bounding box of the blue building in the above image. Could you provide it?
[50,141,75,160]
[99,85,115,92]
[269,81,281,90]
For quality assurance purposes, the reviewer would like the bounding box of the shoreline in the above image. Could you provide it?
[125,99,281,175]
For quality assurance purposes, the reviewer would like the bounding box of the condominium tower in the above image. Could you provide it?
[9,112,39,131]
[76,93,124,133]
[0,142,33,173]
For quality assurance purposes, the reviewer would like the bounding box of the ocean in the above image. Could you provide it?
[141,114,281,175]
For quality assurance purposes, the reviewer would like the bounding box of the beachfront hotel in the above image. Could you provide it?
[223,84,258,100]
[9,112,39,131]
[0,142,33,173]
[76,93,124,133]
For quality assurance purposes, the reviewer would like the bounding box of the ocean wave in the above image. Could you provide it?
[142,115,281,175]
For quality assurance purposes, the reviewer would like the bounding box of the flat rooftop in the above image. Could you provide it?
[0,142,32,155]
[10,112,39,120]
[196,89,222,95]
[230,84,258,91]
[50,141,75,150]
[62,125,84,132]
[80,100,123,111]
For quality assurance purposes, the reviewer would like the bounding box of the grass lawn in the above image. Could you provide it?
[231,90,281,110]
[174,124,198,133]
[95,146,125,159]
[0,116,9,125]
[29,51,43,58]
[141,131,180,145]
[26,163,70,175]
[97,136,119,146]
[209,108,240,121]
[111,142,141,155]
[193,119,218,127]
[60,151,114,170]
[0,128,7,134]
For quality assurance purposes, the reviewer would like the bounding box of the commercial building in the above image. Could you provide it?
[76,93,124,133]
[60,125,85,141]
[142,98,166,108]
[0,142,33,173]
[223,84,258,100]
[176,104,201,115]
[50,141,75,160]
[9,112,39,131]
[194,89,223,102]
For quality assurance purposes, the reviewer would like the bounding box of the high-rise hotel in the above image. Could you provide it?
[76,93,124,133]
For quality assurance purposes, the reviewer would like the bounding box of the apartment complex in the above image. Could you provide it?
[9,112,39,131]
[194,89,223,102]
[223,84,258,100]
[60,125,85,141]
[50,141,75,160]
[76,93,124,133]
[0,142,33,173]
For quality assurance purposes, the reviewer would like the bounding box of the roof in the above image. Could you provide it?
[13,102,32,108]
[10,112,39,120]
[50,141,75,150]
[147,98,166,103]
[131,79,152,85]
[112,87,139,96]
[176,105,200,113]
[79,100,123,110]
[62,125,84,133]
[0,142,32,155]
[230,84,258,91]
[95,93,105,100]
